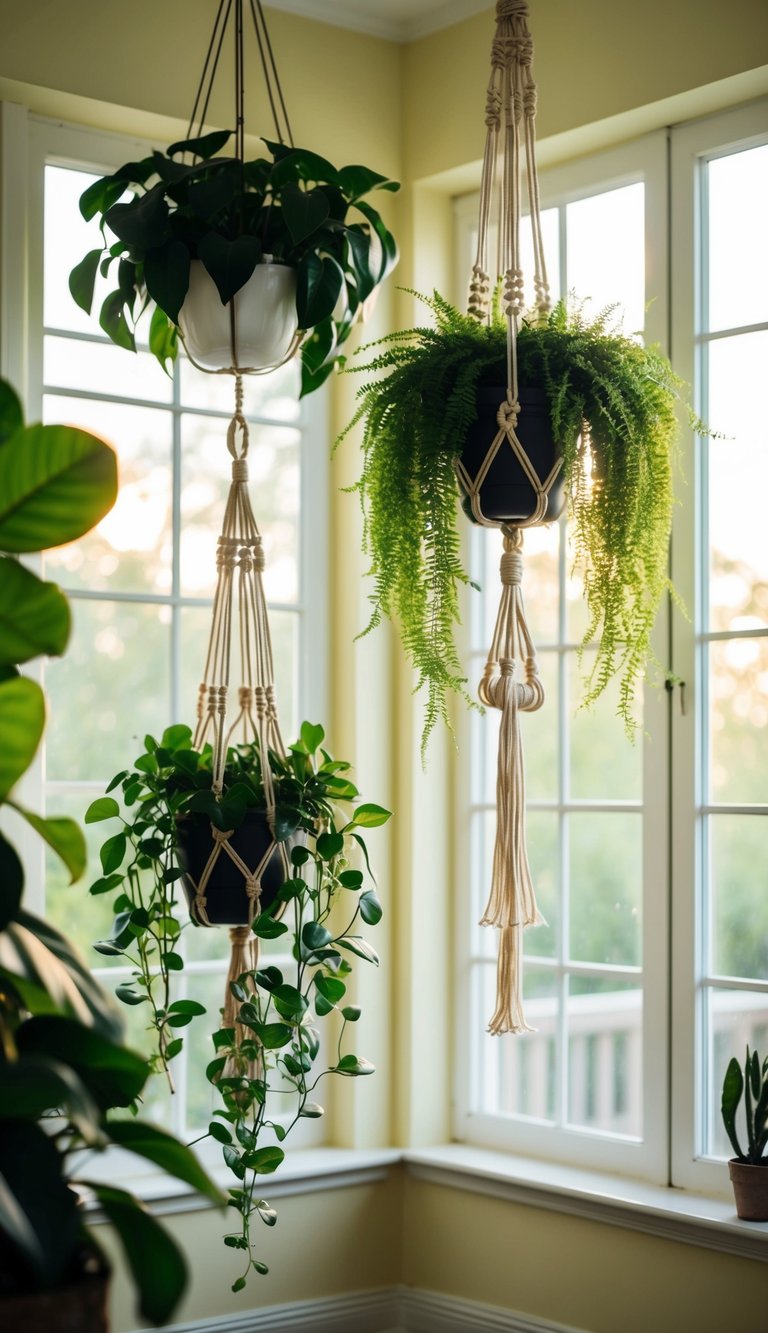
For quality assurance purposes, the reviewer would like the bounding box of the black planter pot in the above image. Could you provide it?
[177,809,287,926]
[458,385,565,525]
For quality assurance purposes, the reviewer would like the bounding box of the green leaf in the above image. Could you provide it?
[115,984,146,1006]
[242,1145,284,1174]
[79,173,129,222]
[10,806,86,883]
[89,872,124,896]
[337,164,399,201]
[0,422,117,553]
[105,184,168,250]
[336,1054,375,1075]
[265,143,340,188]
[149,303,179,372]
[722,1055,745,1159]
[251,916,289,940]
[252,1022,292,1050]
[144,239,191,324]
[85,796,121,823]
[341,1005,361,1022]
[197,232,262,306]
[300,720,325,754]
[100,831,127,875]
[271,983,308,1020]
[0,677,44,799]
[107,1120,225,1204]
[339,936,379,966]
[99,289,136,352]
[280,183,331,246]
[168,129,233,159]
[0,830,23,927]
[359,889,383,925]
[8,909,123,1040]
[300,1101,324,1118]
[316,831,344,860]
[0,1052,104,1143]
[68,247,102,315]
[296,253,344,330]
[17,1015,148,1109]
[0,379,23,447]
[168,999,206,1016]
[351,803,391,828]
[89,1183,188,1326]
[302,920,332,952]
[315,973,346,1004]
[339,870,363,889]
[0,558,70,666]
[353,199,399,282]
[209,1120,232,1145]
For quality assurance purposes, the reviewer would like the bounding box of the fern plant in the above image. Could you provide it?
[339,291,689,749]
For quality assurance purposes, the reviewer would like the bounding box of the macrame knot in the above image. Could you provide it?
[211,826,233,845]
[196,683,207,719]
[500,550,523,586]
[503,268,524,318]
[254,684,267,718]
[469,266,491,318]
[523,84,537,114]
[244,876,261,904]
[497,398,520,429]
[485,84,503,124]
[496,0,529,18]
[217,536,237,571]
[265,685,277,719]
[238,685,252,708]
[232,457,249,483]
[252,537,265,572]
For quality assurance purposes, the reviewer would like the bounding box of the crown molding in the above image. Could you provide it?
[263,0,492,44]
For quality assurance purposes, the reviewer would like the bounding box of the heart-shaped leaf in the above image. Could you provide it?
[105,184,169,251]
[168,128,233,160]
[99,289,136,352]
[0,424,117,554]
[197,232,261,305]
[0,677,45,800]
[144,239,191,324]
[280,184,331,246]
[149,305,178,373]
[337,165,399,201]
[0,557,70,666]
[68,248,102,315]
[296,253,344,330]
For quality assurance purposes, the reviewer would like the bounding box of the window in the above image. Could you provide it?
[455,104,768,1191]
[8,114,328,1149]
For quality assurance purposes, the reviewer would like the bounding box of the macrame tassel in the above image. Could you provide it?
[222,924,263,1081]
[479,529,545,1034]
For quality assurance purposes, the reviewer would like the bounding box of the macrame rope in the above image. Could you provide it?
[480,528,546,1034]
[465,0,553,1035]
[193,373,291,1062]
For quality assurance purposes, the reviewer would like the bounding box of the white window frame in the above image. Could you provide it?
[669,98,768,1196]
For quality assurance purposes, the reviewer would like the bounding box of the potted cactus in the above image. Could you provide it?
[721,1046,768,1221]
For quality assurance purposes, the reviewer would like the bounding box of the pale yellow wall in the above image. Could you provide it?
[1,2,768,1331]
[402,1177,768,1333]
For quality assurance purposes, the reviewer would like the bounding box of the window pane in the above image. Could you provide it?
[43,788,121,965]
[43,395,172,597]
[567,976,642,1136]
[710,815,768,980]
[707,332,768,633]
[707,145,768,333]
[46,599,171,782]
[525,811,559,959]
[569,813,642,967]
[519,206,561,308]
[569,652,642,801]
[709,638,768,804]
[474,962,557,1120]
[179,356,301,421]
[567,184,645,334]
[521,650,558,803]
[44,165,126,334]
[44,334,172,404]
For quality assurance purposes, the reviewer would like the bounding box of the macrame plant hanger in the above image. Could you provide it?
[182,0,302,378]
[181,0,296,1072]
[461,0,562,1035]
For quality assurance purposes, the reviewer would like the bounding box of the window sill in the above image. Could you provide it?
[403,1143,768,1263]
[90,1140,768,1264]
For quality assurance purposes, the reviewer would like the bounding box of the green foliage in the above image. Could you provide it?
[89,720,390,1291]
[0,377,224,1321]
[70,132,399,395]
[721,1046,768,1164]
[339,291,694,749]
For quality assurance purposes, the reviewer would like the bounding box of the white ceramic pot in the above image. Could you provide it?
[178,258,299,373]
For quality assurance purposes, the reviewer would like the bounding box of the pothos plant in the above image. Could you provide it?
[69,129,399,396]
[339,290,700,749]
[85,720,389,1290]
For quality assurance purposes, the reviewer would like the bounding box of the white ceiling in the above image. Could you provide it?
[265,0,492,43]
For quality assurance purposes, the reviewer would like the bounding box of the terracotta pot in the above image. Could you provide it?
[458,385,565,525]
[728,1158,768,1221]
[178,258,298,373]
[177,809,288,926]
[0,1270,109,1333]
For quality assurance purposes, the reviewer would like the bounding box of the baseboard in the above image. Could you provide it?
[156,1285,589,1333]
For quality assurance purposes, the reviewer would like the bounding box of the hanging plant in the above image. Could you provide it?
[340,290,689,748]
[69,130,399,394]
[87,721,389,1291]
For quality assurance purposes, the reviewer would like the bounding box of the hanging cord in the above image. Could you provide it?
[463,0,555,1034]
[186,0,293,149]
